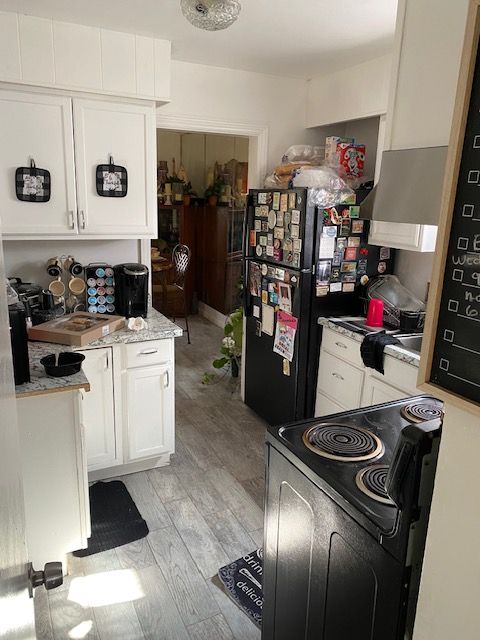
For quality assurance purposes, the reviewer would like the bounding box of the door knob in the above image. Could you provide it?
[27,561,63,597]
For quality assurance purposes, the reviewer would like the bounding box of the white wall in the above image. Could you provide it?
[394,249,433,302]
[158,60,316,172]
[306,55,391,128]
[4,240,141,288]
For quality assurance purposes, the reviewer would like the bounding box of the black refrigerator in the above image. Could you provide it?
[243,187,394,426]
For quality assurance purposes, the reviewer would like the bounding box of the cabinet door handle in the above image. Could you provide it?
[68,210,75,229]
[164,370,170,388]
[335,341,347,349]
[79,210,86,229]
[332,372,344,381]
[138,348,158,355]
[104,352,109,370]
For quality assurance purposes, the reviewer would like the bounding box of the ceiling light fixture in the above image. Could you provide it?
[180,0,241,31]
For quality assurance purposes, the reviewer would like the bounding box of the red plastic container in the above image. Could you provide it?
[366,298,384,327]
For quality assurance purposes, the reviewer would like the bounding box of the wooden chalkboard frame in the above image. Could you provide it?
[418,0,480,414]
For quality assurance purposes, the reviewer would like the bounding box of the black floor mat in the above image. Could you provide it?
[73,481,149,557]
[216,549,263,627]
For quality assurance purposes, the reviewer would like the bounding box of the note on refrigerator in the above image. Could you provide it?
[262,304,275,336]
[319,233,336,259]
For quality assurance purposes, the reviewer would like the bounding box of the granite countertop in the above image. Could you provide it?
[16,309,182,399]
[83,307,183,348]
[318,317,421,368]
[15,342,90,399]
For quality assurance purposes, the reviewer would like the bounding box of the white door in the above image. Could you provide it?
[126,363,174,461]
[0,90,77,236]
[0,228,36,638]
[80,347,117,470]
[73,98,156,237]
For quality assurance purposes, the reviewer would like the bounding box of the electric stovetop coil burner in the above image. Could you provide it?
[356,465,394,506]
[400,402,443,423]
[302,423,384,462]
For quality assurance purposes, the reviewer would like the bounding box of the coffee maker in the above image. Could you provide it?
[6,281,30,385]
[113,263,149,318]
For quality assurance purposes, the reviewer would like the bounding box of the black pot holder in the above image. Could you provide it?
[16,160,51,202]
[96,156,128,197]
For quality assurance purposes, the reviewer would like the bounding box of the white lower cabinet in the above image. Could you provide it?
[80,347,117,471]
[125,362,174,461]
[80,338,175,479]
[315,327,420,416]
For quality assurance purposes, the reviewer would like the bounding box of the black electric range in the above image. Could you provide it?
[262,395,443,640]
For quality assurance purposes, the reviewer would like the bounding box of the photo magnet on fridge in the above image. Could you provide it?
[258,192,268,204]
[344,247,358,261]
[273,192,280,210]
[342,282,355,292]
[316,260,332,284]
[330,266,341,282]
[278,283,292,313]
[282,358,291,376]
[329,282,342,293]
[358,259,368,275]
[380,247,391,260]
[254,220,261,231]
[261,221,268,232]
[274,227,285,240]
[347,236,361,247]
[291,224,300,239]
[280,193,288,211]
[349,205,360,218]
[261,291,268,304]
[276,211,284,226]
[267,233,274,245]
[291,209,301,224]
[259,235,268,246]
[266,246,274,256]
[249,230,256,247]
[316,285,329,297]
[351,220,364,234]
[340,219,351,236]
[288,192,297,209]
[341,261,357,273]
[292,253,301,268]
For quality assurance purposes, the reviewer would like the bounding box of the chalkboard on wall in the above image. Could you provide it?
[419,0,480,413]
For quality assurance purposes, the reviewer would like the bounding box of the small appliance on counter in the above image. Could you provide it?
[263,396,443,640]
[113,263,149,318]
[6,280,30,384]
[365,274,426,331]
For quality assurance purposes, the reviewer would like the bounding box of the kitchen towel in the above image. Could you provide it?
[360,331,400,374]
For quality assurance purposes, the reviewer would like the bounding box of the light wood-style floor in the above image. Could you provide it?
[35,315,266,640]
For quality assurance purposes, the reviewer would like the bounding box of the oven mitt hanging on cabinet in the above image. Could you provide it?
[360,331,400,375]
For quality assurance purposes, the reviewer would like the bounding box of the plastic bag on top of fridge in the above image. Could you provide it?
[292,166,355,208]
[281,145,324,164]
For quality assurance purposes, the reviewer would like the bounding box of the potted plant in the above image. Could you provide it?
[182,181,195,206]
[203,307,243,383]
[204,179,223,206]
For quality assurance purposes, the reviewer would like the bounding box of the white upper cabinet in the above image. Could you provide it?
[0,11,171,102]
[73,98,156,236]
[0,90,77,236]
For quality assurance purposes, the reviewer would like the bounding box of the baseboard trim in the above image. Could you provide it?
[198,302,227,329]
[88,453,172,482]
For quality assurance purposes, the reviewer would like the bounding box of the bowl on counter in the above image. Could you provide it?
[40,352,85,377]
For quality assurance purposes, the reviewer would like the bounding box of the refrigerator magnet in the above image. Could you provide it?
[273,238,281,249]
[273,248,283,262]
[327,207,341,224]
[255,206,261,216]
[358,259,368,275]
[282,237,293,252]
[269,292,279,305]
[291,224,300,239]
[344,246,358,261]
[262,290,268,304]
[349,205,360,218]
[341,261,357,273]
[342,283,355,293]
[293,238,302,252]
[288,192,297,209]
[276,211,284,226]
[273,192,280,210]
[351,220,364,234]
[250,230,256,246]
[275,268,285,281]
[274,227,284,240]
[332,250,343,267]
[259,235,268,247]
[292,253,301,268]
[291,209,301,225]
[262,304,275,336]
[256,320,262,336]
[262,221,268,232]
[316,260,332,284]
[331,267,341,282]
[380,247,391,260]
[282,358,291,376]
[261,263,268,276]
[267,266,276,278]
[259,205,269,217]
[268,282,275,292]
[256,245,263,256]
[258,192,268,204]
[285,252,294,264]
[268,210,277,229]
[319,233,336,259]
[253,305,261,318]
[254,220,261,231]
[266,246,274,257]
[329,282,342,293]
[336,237,347,250]
[378,261,387,274]
[284,211,291,227]
[280,193,288,211]
[347,236,361,248]
[267,233,274,246]
[342,273,357,283]
[324,226,338,238]
[278,283,292,313]
[316,285,329,297]
[340,219,351,236]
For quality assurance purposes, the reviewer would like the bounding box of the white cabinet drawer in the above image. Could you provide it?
[317,350,364,409]
[321,327,363,368]
[368,354,419,397]
[125,339,173,369]
[315,392,346,418]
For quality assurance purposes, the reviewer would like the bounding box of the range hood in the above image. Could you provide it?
[361,146,448,225]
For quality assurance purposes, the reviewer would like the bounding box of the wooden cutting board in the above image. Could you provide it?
[28,312,126,346]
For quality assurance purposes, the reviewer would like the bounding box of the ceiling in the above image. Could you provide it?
[0,0,398,79]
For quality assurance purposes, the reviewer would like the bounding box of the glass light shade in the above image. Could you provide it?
[180,0,241,31]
